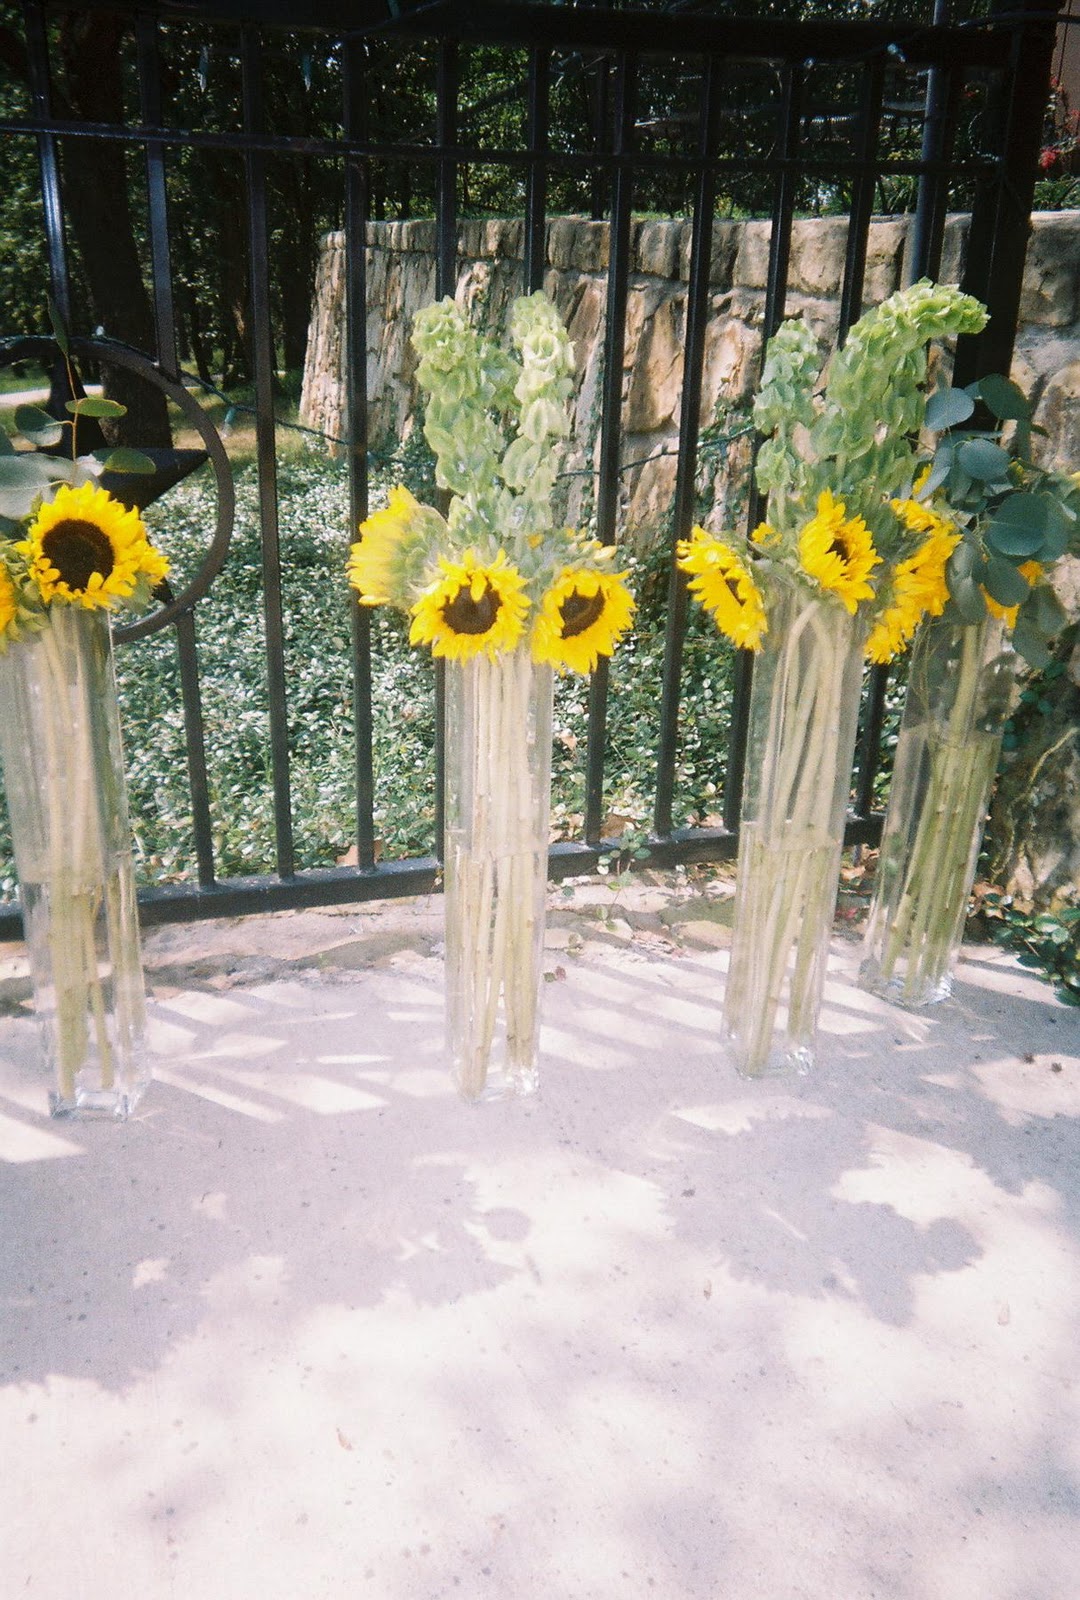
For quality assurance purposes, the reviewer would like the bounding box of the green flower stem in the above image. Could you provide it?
[445,650,551,1098]
[38,613,114,1100]
[725,595,860,1076]
[871,624,1005,1003]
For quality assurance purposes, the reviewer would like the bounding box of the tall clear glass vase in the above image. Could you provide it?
[724,587,867,1077]
[860,615,1016,1007]
[443,648,554,1100]
[0,607,149,1117]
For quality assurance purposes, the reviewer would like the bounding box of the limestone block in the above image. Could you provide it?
[548,217,583,270]
[625,448,679,540]
[635,219,679,280]
[936,215,970,289]
[863,218,907,302]
[1021,213,1080,326]
[625,291,686,432]
[571,221,611,273]
[700,309,761,415]
[788,218,849,296]
[734,220,772,289]
[1033,359,1080,473]
[707,222,739,288]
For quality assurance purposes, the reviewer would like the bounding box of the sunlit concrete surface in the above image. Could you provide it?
[0,899,1077,1600]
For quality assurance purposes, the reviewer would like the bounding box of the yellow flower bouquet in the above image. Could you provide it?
[860,375,1080,1006]
[678,280,988,1075]
[348,291,634,1099]
[0,372,166,1115]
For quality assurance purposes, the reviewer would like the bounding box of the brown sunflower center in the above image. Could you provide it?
[442,580,500,635]
[42,519,115,592]
[559,588,605,639]
[828,531,852,564]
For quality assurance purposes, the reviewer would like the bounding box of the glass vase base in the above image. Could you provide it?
[49,1078,148,1120]
[725,1031,814,1080]
[452,1053,539,1103]
[858,957,953,1010]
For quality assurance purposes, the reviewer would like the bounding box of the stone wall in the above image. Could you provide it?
[301,211,1080,542]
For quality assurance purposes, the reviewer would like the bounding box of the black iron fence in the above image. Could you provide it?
[0,0,1064,931]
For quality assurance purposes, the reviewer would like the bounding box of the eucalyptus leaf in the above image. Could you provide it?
[982,555,1031,607]
[1011,618,1053,670]
[0,454,52,488]
[14,405,64,447]
[950,573,989,624]
[96,447,157,474]
[47,297,70,356]
[921,443,953,496]
[947,540,980,583]
[66,396,127,419]
[925,386,975,430]
[1028,583,1067,636]
[977,373,1032,422]
[957,437,1012,481]
[0,431,13,456]
[986,494,1053,558]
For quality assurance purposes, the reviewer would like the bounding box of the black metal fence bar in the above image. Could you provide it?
[585,48,635,848]
[0,0,1062,938]
[174,611,219,886]
[523,45,550,295]
[344,38,378,876]
[24,0,70,326]
[241,23,296,880]
[653,56,724,842]
[136,14,179,378]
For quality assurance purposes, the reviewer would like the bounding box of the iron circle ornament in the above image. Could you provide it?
[0,333,235,643]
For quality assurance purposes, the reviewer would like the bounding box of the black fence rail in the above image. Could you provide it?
[0,0,1063,932]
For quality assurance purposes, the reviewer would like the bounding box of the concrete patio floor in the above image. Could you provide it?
[0,882,1078,1599]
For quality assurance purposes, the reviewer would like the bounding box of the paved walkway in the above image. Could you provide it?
[0,886,1077,1599]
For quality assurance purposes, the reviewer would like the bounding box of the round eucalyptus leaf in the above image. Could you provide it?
[982,555,1031,607]
[1028,582,1067,636]
[96,447,157,475]
[925,386,975,430]
[65,396,127,419]
[1011,617,1052,670]
[14,405,64,447]
[977,373,1032,422]
[0,454,52,489]
[957,437,1012,481]
[986,493,1052,557]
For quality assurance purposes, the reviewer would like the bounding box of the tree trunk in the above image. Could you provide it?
[55,11,172,447]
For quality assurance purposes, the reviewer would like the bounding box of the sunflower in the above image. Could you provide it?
[797,489,880,613]
[531,566,636,674]
[347,485,418,607]
[0,563,21,649]
[983,559,1043,627]
[409,550,530,660]
[866,510,961,663]
[19,481,167,610]
[677,527,768,651]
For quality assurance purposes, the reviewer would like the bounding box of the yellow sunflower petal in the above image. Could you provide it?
[347,485,420,606]
[797,489,881,614]
[677,528,767,650]
[409,551,530,660]
[19,481,166,611]
[530,566,636,674]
